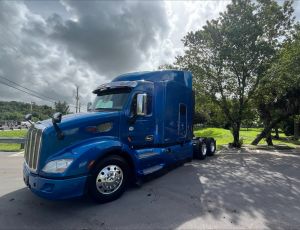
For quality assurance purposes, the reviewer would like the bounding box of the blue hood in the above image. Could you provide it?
[36,111,121,171]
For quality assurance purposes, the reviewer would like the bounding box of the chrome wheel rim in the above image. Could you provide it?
[210,142,215,153]
[96,165,123,195]
[202,143,207,156]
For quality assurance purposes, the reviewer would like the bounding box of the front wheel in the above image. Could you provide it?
[88,155,129,203]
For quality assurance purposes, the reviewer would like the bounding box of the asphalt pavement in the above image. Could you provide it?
[0,149,300,229]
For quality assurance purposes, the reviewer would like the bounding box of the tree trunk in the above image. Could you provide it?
[274,127,279,139]
[252,127,271,145]
[252,115,286,145]
[294,118,299,140]
[232,122,241,147]
[266,133,273,146]
[255,104,273,146]
[264,121,273,146]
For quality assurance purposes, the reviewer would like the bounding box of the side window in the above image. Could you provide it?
[146,94,152,115]
[130,94,137,116]
[180,104,187,116]
[130,93,152,116]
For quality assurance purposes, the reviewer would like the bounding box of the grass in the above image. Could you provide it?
[0,130,27,152]
[194,127,300,150]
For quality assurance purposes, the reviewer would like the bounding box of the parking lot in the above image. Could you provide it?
[1,149,300,229]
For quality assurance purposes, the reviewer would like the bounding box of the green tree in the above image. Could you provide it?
[195,93,228,127]
[0,101,55,122]
[251,30,300,145]
[54,101,70,115]
[175,0,294,147]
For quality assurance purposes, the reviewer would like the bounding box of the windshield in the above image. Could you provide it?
[91,88,131,111]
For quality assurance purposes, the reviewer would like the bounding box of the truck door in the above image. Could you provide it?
[127,92,155,148]
[178,103,187,140]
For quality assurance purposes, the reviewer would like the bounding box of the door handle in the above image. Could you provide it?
[145,135,154,142]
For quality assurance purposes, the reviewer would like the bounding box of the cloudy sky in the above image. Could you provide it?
[0,0,299,112]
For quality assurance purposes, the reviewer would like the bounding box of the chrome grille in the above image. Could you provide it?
[24,127,42,171]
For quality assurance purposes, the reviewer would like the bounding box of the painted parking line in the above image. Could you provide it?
[8,151,24,157]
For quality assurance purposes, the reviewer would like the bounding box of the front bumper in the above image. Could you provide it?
[23,163,88,200]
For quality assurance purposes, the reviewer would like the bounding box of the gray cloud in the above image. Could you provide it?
[49,0,169,77]
[0,1,169,110]
[0,0,299,112]
[0,1,99,109]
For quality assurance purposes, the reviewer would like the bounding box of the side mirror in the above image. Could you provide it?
[87,102,92,112]
[136,93,147,116]
[24,114,32,121]
[52,112,62,124]
[51,112,64,140]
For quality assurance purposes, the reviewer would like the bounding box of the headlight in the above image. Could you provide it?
[42,159,73,173]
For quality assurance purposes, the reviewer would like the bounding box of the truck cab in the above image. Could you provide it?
[23,70,216,203]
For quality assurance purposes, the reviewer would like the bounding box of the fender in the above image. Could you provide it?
[39,136,137,179]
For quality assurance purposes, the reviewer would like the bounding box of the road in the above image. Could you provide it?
[0,126,28,131]
[0,149,300,229]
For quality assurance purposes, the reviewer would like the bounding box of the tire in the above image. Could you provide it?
[88,155,129,203]
[192,138,207,160]
[206,138,216,156]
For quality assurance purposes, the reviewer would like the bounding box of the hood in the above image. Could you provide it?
[36,111,121,171]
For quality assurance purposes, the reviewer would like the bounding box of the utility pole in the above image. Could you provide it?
[75,85,79,113]
[30,102,33,113]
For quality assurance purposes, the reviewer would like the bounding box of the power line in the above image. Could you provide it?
[0,80,55,104]
[0,81,80,108]
[0,76,82,108]
[0,76,58,102]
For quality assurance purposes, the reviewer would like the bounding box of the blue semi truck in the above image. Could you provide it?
[23,70,216,203]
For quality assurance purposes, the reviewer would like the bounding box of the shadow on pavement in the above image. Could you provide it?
[1,151,300,229]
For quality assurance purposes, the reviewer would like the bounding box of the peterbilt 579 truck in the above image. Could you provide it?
[23,70,216,203]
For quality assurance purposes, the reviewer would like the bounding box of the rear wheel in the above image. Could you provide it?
[206,138,216,156]
[193,138,207,160]
[88,155,129,203]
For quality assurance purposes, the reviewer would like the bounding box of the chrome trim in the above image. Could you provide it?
[96,165,123,195]
[33,129,42,170]
[24,127,43,172]
[138,152,158,160]
[142,165,163,175]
